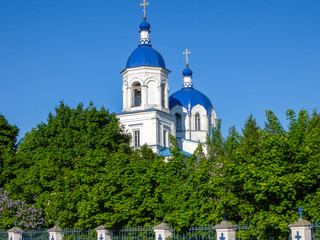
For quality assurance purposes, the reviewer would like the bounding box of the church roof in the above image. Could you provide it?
[169,88,213,116]
[125,17,166,69]
[126,45,166,69]
[158,147,192,157]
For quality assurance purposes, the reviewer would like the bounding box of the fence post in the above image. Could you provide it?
[48,226,63,240]
[153,223,171,240]
[213,220,235,240]
[95,225,113,240]
[7,226,23,240]
[289,207,311,240]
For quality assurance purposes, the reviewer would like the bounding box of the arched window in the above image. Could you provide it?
[195,113,200,130]
[132,83,141,107]
[161,83,166,108]
[175,113,182,131]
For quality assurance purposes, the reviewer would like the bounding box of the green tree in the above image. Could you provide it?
[159,136,218,229]
[0,114,19,187]
[207,110,320,237]
[5,102,134,228]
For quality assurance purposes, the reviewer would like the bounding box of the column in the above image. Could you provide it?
[122,87,127,111]
[165,84,169,110]
[141,85,147,109]
[157,86,161,110]
[128,87,132,108]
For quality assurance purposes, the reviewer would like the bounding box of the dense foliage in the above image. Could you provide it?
[1,105,320,231]
[0,115,18,186]
[206,110,320,231]
[0,188,44,228]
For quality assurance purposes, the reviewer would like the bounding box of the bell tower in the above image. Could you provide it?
[117,1,175,153]
[120,16,170,113]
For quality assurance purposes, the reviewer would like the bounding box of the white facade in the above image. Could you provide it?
[116,16,217,156]
[170,103,217,154]
[117,110,175,153]
[121,66,170,113]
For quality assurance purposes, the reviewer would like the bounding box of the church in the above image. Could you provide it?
[117,1,217,156]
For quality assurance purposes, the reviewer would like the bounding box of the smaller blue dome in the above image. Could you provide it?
[169,88,213,116]
[139,18,150,31]
[183,65,193,77]
[126,45,166,69]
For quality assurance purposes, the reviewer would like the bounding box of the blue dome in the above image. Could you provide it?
[139,18,150,31]
[183,66,193,77]
[169,88,213,115]
[126,45,166,69]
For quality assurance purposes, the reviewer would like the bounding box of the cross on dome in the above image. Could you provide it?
[140,0,149,19]
[183,49,191,66]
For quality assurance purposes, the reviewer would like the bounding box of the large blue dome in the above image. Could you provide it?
[126,45,166,69]
[169,88,213,115]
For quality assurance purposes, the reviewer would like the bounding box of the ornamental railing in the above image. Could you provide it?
[62,229,97,240]
[170,225,216,240]
[112,226,154,240]
[22,229,48,240]
[0,230,8,240]
[312,221,320,240]
[233,224,291,240]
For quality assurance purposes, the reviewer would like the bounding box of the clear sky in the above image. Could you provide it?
[1,0,320,140]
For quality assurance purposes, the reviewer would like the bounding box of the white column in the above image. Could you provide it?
[213,220,235,240]
[127,87,132,108]
[122,89,126,111]
[95,225,113,240]
[141,85,147,109]
[165,85,169,110]
[289,219,312,240]
[157,86,161,110]
[188,115,191,140]
[8,227,23,240]
[153,223,171,240]
[48,226,63,240]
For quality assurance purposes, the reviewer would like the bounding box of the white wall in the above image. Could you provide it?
[121,66,170,113]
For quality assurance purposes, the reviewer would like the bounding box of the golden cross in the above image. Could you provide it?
[140,0,149,19]
[183,49,191,65]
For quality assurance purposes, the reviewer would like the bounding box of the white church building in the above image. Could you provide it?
[117,5,217,156]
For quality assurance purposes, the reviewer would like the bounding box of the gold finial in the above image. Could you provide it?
[140,0,149,19]
[183,49,191,65]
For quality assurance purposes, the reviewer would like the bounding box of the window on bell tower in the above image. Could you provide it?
[175,113,182,132]
[133,130,140,147]
[161,83,166,108]
[132,83,141,107]
[195,113,200,130]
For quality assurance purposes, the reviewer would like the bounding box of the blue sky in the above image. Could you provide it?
[1,0,320,139]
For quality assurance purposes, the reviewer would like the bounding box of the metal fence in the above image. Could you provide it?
[233,224,291,240]
[0,230,8,240]
[62,229,97,240]
[312,221,320,240]
[113,226,155,240]
[170,225,216,240]
[22,229,48,240]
